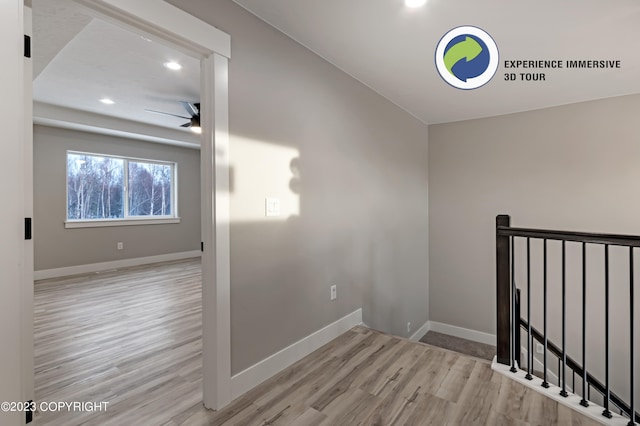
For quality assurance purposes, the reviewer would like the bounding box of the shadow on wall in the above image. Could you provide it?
[227,136,300,222]
[224,132,429,375]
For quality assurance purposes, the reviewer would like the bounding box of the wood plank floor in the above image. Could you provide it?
[34,259,203,426]
[35,259,601,425]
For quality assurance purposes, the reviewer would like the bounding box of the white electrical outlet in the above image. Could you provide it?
[407,322,412,333]
[117,242,124,250]
[536,343,544,354]
[330,285,337,301]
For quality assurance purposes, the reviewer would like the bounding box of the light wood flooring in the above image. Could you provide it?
[35,259,601,425]
[35,259,203,426]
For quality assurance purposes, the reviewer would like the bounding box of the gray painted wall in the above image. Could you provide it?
[34,125,201,271]
[429,93,640,408]
[168,0,429,374]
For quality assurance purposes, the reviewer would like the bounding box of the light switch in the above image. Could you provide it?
[265,197,281,217]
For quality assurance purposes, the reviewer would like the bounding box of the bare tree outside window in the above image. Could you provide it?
[128,161,172,216]
[67,152,176,221]
[67,153,124,220]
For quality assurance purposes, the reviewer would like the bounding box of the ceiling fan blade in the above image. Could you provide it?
[180,101,199,117]
[144,109,191,119]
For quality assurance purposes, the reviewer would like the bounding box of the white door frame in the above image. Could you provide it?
[0,1,27,424]
[23,3,35,413]
[58,0,232,410]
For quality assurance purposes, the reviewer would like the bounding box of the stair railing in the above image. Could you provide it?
[496,214,638,425]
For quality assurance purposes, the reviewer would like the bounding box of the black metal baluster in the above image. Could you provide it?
[603,244,612,418]
[526,238,533,380]
[560,240,568,397]
[558,358,561,387]
[511,236,518,373]
[580,242,589,407]
[530,332,534,378]
[629,247,635,426]
[542,239,549,388]
[515,289,521,369]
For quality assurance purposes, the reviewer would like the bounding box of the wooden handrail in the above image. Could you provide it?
[497,225,640,248]
[497,214,638,425]
[496,215,511,365]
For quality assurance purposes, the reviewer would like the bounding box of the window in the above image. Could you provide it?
[66,151,178,227]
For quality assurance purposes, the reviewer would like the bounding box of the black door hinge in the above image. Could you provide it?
[24,35,31,58]
[201,241,204,252]
[25,218,32,240]
[26,400,33,423]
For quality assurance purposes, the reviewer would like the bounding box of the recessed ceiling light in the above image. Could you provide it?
[100,98,115,105]
[164,61,182,71]
[405,0,427,7]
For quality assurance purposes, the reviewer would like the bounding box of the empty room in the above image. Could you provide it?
[1,0,639,425]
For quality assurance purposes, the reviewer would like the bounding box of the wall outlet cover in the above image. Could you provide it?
[265,197,281,217]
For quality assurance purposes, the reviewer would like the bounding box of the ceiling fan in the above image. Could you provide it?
[145,101,201,134]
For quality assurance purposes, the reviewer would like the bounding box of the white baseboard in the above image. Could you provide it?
[492,357,627,426]
[34,250,202,280]
[230,309,363,400]
[409,320,430,341]
[427,321,496,346]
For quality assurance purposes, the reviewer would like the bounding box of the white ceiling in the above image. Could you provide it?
[232,0,640,124]
[33,0,640,128]
[33,0,201,138]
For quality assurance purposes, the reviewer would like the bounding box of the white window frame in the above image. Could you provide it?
[65,150,180,228]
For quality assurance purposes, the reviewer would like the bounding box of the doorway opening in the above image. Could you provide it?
[27,0,231,419]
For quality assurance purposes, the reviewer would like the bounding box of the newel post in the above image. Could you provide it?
[496,214,511,365]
